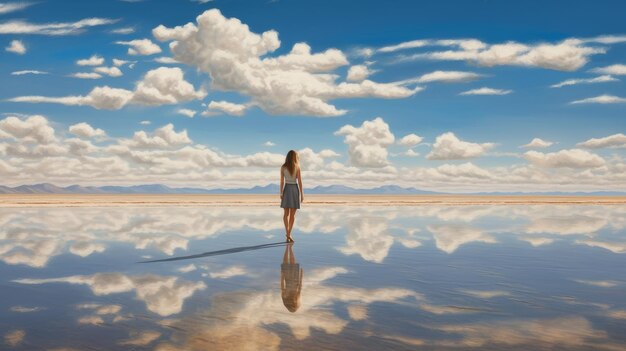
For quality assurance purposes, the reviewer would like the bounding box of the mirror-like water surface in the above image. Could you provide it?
[1,205,626,350]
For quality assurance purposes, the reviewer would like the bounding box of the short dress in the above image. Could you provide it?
[281,168,300,209]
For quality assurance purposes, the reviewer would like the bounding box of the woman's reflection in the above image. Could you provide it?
[281,243,303,312]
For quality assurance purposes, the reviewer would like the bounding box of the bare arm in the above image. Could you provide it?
[280,167,284,199]
[297,168,304,202]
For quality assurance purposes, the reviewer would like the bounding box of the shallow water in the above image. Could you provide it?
[1,205,626,350]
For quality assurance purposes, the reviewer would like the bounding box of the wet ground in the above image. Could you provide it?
[1,204,625,350]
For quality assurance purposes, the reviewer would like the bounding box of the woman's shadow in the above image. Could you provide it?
[281,243,303,313]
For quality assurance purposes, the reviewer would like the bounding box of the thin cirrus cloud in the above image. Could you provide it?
[0,2,34,14]
[11,70,48,75]
[398,70,482,84]
[70,72,102,79]
[0,18,117,35]
[460,87,512,95]
[570,95,626,104]
[550,75,618,88]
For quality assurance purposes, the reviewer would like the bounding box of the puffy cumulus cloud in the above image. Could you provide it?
[335,117,395,167]
[205,100,248,116]
[426,132,494,160]
[397,133,423,147]
[427,224,496,253]
[76,55,104,66]
[550,75,617,88]
[0,115,56,144]
[14,273,206,316]
[393,38,606,71]
[5,39,26,54]
[577,133,626,149]
[524,149,605,168]
[94,66,123,77]
[10,67,205,109]
[152,9,417,117]
[460,87,512,95]
[521,138,554,148]
[116,38,162,55]
[131,67,206,105]
[346,64,373,82]
[69,241,106,257]
[338,217,394,263]
[0,18,117,35]
[571,94,626,104]
[69,122,106,139]
[121,123,192,149]
[590,64,626,75]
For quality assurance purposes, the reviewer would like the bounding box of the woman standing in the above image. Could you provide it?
[280,150,304,243]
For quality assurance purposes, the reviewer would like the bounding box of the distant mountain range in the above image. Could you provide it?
[0,183,625,195]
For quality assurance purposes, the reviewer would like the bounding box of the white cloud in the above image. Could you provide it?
[335,117,395,167]
[5,39,25,54]
[110,27,135,34]
[264,141,275,147]
[112,58,130,66]
[570,95,626,104]
[94,66,123,77]
[521,138,554,149]
[77,55,104,66]
[397,38,605,71]
[524,149,605,168]
[177,108,196,118]
[11,67,205,109]
[119,331,161,346]
[69,122,107,139]
[403,149,419,157]
[428,224,496,253]
[116,38,162,55]
[401,70,481,84]
[4,329,25,346]
[339,217,394,262]
[11,70,48,75]
[346,64,373,82]
[122,123,192,148]
[14,273,206,316]
[460,87,512,95]
[427,132,494,160]
[590,64,626,75]
[0,115,56,144]
[9,306,46,313]
[577,133,626,149]
[0,18,116,35]
[551,75,618,88]
[70,72,102,79]
[397,133,423,147]
[0,2,33,14]
[154,56,179,64]
[69,241,106,257]
[140,120,151,125]
[208,265,248,279]
[153,9,417,117]
[205,101,248,116]
[378,39,430,53]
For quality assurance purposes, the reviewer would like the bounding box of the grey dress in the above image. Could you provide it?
[281,167,300,209]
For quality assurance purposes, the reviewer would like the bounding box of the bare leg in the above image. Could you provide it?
[287,208,297,241]
[288,244,295,264]
[283,245,289,264]
[283,208,289,241]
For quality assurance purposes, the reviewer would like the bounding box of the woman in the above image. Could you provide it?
[280,150,304,243]
[281,243,303,313]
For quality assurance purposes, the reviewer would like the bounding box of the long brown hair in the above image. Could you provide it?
[282,150,299,177]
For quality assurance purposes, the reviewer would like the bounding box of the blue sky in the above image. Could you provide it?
[0,0,625,191]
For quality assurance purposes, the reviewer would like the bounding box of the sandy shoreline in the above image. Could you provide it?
[1,194,626,207]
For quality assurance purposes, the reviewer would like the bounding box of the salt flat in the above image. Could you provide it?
[1,194,626,207]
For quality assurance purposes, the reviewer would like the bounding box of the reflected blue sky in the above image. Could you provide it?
[1,205,626,350]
